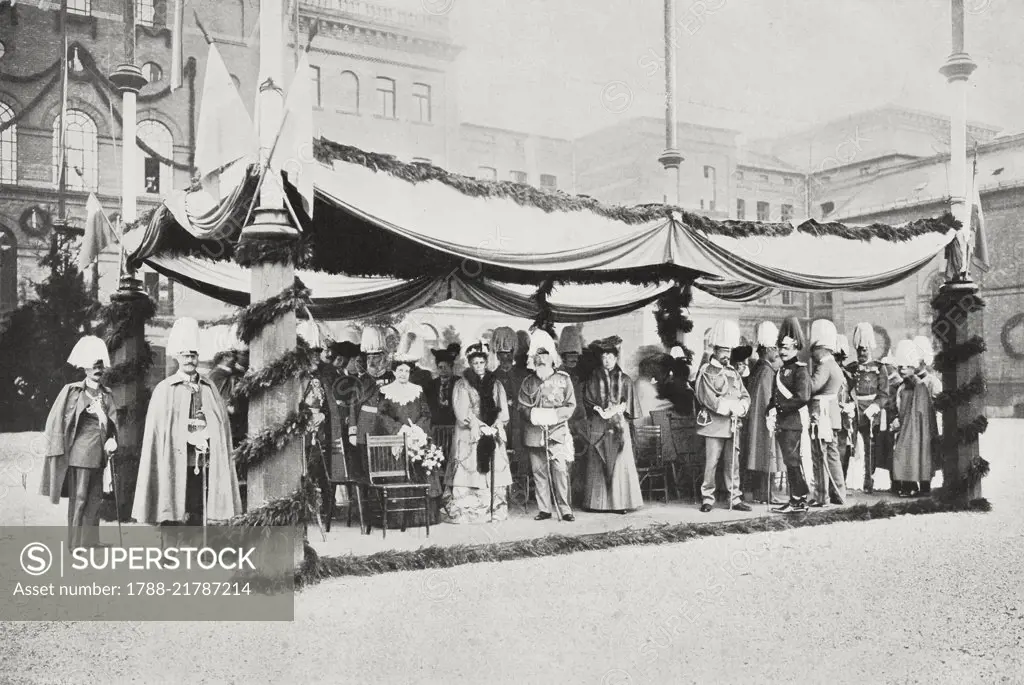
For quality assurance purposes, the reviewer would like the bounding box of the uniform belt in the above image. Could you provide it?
[852,393,877,401]
[360,406,377,414]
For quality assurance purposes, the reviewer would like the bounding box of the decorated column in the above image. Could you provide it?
[934,0,986,503]
[240,0,304,511]
[101,2,154,519]
[658,0,684,206]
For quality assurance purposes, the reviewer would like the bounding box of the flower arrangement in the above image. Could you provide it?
[399,423,446,476]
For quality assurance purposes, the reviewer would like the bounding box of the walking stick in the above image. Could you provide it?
[200,449,208,549]
[109,453,123,548]
[489,446,496,522]
[543,425,562,523]
[729,414,740,511]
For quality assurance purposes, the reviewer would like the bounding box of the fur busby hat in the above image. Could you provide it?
[592,335,623,356]
[707,320,741,349]
[777,316,806,350]
[465,340,490,362]
[491,327,518,355]
[730,345,753,367]
[526,329,560,370]
[810,319,838,351]
[756,321,779,349]
[557,326,584,355]
[893,339,922,368]
[431,343,460,365]
[68,335,110,369]
[852,322,876,351]
[167,317,201,356]
[360,326,387,355]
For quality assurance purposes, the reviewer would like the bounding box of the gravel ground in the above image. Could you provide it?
[1,420,1022,685]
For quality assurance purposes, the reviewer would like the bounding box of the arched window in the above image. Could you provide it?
[339,71,359,114]
[52,109,98,191]
[137,119,173,195]
[0,225,17,314]
[142,62,163,85]
[0,101,15,184]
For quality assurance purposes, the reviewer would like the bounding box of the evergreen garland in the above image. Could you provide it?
[100,296,157,354]
[236,280,311,345]
[235,237,313,269]
[654,282,695,349]
[957,415,989,446]
[530,279,556,337]
[932,375,986,412]
[223,478,321,528]
[233,407,313,469]
[933,335,986,372]
[103,341,154,387]
[231,339,316,405]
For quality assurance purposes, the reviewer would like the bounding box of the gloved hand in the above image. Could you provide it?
[864,404,880,419]
[766,408,777,434]
[348,428,357,446]
[104,438,117,454]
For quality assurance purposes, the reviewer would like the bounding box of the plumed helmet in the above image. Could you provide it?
[852,322,877,351]
[526,329,560,370]
[491,327,518,354]
[707,320,741,349]
[893,339,922,368]
[360,326,386,355]
[756,321,779,348]
[167,317,201,355]
[912,335,934,366]
[835,334,851,361]
[777,316,806,350]
[67,335,110,369]
[557,326,584,355]
[465,340,490,362]
[809,319,838,350]
[394,331,425,364]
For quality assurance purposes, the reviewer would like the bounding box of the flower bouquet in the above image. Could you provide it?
[399,422,446,477]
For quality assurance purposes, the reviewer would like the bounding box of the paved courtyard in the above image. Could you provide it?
[0,421,1020,684]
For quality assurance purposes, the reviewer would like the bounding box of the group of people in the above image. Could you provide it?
[39,309,943,546]
[692,315,942,514]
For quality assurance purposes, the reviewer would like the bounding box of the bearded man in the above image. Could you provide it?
[133,318,242,525]
[518,330,577,522]
[808,319,848,507]
[493,326,529,461]
[347,327,395,477]
[743,321,782,504]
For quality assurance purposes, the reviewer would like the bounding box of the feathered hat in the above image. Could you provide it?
[730,345,753,367]
[852,322,876,350]
[835,334,851,363]
[360,326,386,355]
[491,327,518,355]
[707,320,741,349]
[465,340,490,362]
[431,343,460,365]
[330,341,361,360]
[777,316,806,349]
[526,329,560,370]
[809,319,838,350]
[756,321,779,348]
[167,317,201,356]
[893,339,922,368]
[592,335,622,356]
[67,335,110,369]
[394,331,425,365]
[557,326,584,355]
[912,335,934,367]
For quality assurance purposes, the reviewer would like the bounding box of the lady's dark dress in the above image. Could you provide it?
[582,366,644,511]
[376,382,438,495]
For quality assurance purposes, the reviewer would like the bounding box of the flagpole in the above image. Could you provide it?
[109,0,147,293]
[52,0,70,276]
[657,0,683,206]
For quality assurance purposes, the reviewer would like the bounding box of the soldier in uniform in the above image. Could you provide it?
[493,326,530,466]
[846,323,890,493]
[557,326,589,507]
[808,320,847,507]
[518,329,577,522]
[769,317,812,513]
[694,320,752,513]
[346,327,395,477]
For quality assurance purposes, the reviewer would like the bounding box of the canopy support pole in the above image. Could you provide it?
[242,0,304,553]
[658,0,684,206]
[937,0,982,503]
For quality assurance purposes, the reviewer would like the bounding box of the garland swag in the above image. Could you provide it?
[932,374,986,412]
[313,137,958,242]
[234,407,314,470]
[231,338,317,406]
[235,237,313,270]
[236,280,311,345]
[933,335,986,372]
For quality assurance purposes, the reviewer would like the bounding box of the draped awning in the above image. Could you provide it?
[123,136,958,319]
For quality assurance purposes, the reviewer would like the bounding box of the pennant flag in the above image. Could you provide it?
[78,193,117,271]
[970,171,989,271]
[169,0,185,90]
[194,42,258,185]
[269,51,315,219]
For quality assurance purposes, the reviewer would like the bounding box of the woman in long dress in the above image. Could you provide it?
[375,358,437,500]
[582,336,644,513]
[442,341,513,523]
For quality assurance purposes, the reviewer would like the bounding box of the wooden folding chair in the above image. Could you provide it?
[364,435,431,539]
[325,438,365,534]
[634,425,671,504]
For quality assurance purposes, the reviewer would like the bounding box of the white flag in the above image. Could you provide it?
[78,193,117,271]
[269,51,315,219]
[194,43,258,183]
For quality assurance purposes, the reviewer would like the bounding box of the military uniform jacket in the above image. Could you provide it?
[517,370,577,450]
[694,359,750,439]
[846,360,889,429]
[769,359,811,431]
[809,354,845,431]
[354,371,395,444]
